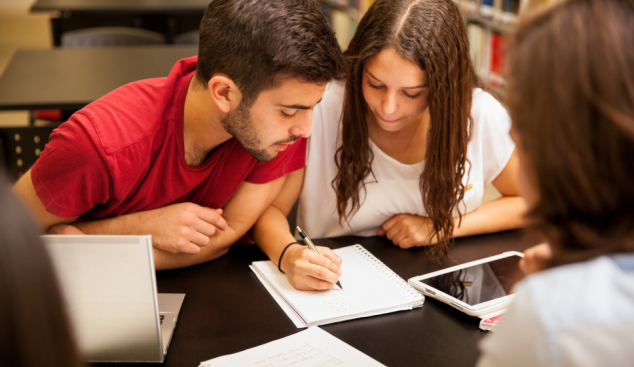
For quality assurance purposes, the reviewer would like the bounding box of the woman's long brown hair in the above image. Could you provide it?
[0,173,83,367]
[333,0,478,259]
[506,0,634,266]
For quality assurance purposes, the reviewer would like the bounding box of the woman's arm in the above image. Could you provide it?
[250,168,343,290]
[379,151,527,248]
[453,150,526,238]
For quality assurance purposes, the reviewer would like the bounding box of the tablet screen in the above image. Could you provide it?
[419,255,525,306]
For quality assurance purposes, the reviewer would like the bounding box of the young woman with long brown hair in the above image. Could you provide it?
[477,0,634,365]
[252,0,526,290]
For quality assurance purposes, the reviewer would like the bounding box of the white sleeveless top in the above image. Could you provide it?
[296,80,514,239]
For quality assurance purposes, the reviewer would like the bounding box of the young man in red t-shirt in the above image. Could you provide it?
[12,0,344,271]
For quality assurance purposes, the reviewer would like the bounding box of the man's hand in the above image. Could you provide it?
[280,244,343,290]
[519,243,552,275]
[48,224,85,235]
[135,202,227,255]
[378,214,436,248]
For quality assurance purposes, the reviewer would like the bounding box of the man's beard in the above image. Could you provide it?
[220,102,273,162]
[220,103,300,162]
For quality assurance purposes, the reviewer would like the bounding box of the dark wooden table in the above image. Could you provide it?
[0,46,197,111]
[31,0,209,46]
[31,0,209,13]
[95,230,533,367]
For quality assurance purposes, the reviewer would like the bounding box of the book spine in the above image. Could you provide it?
[480,0,495,19]
[467,23,483,72]
[488,32,504,87]
[331,9,354,51]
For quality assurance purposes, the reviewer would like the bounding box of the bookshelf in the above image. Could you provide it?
[457,0,524,100]
[463,13,514,35]
[316,1,369,50]
[453,0,553,98]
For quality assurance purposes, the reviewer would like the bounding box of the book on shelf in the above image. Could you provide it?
[461,0,560,25]
[457,0,525,25]
[489,32,504,87]
[332,9,355,50]
[457,0,480,16]
[357,0,374,13]
[480,0,496,20]
[318,0,374,50]
[250,244,424,328]
[499,0,522,23]
[467,22,506,92]
[468,23,485,74]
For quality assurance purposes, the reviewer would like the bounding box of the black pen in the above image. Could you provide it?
[296,226,343,290]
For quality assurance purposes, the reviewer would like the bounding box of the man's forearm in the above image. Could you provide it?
[71,211,145,235]
[152,230,235,270]
[70,176,289,269]
[72,210,239,270]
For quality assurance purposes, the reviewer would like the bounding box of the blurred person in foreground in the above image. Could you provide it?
[0,173,82,367]
[477,0,634,366]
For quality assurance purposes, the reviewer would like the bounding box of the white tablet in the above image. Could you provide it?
[408,252,525,317]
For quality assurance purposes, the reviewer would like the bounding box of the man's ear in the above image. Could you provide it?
[207,74,242,113]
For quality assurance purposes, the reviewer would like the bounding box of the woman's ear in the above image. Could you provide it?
[207,74,242,113]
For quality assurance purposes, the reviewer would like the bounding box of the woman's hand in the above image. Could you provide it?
[280,244,343,290]
[519,243,552,275]
[378,214,436,248]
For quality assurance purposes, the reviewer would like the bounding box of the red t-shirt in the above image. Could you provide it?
[31,57,306,220]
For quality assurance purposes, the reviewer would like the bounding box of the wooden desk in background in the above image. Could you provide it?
[93,230,533,367]
[0,46,198,112]
[31,0,208,45]
[0,45,197,181]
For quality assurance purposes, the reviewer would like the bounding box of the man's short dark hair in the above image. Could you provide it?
[196,0,345,105]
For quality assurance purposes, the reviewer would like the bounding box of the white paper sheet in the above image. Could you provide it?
[199,327,386,367]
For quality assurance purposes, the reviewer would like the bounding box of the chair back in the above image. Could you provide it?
[0,125,58,182]
[173,30,199,45]
[61,27,165,47]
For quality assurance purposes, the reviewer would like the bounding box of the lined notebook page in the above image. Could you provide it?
[251,245,423,326]
[199,327,385,367]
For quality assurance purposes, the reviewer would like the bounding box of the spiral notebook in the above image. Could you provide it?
[250,245,424,328]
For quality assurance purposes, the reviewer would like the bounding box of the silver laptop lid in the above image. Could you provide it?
[42,235,164,363]
[158,293,185,355]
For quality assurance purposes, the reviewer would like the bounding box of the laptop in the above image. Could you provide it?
[41,235,185,363]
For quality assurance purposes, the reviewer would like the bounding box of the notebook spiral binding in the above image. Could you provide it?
[352,245,421,299]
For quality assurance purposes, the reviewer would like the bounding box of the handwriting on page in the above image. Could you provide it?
[323,299,353,313]
[253,342,343,367]
[200,327,386,367]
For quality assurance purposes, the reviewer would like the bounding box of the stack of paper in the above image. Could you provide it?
[199,327,386,367]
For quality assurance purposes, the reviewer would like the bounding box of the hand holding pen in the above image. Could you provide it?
[297,226,343,290]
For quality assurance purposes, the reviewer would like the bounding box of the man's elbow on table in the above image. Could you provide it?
[153,242,232,271]
[12,170,78,230]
